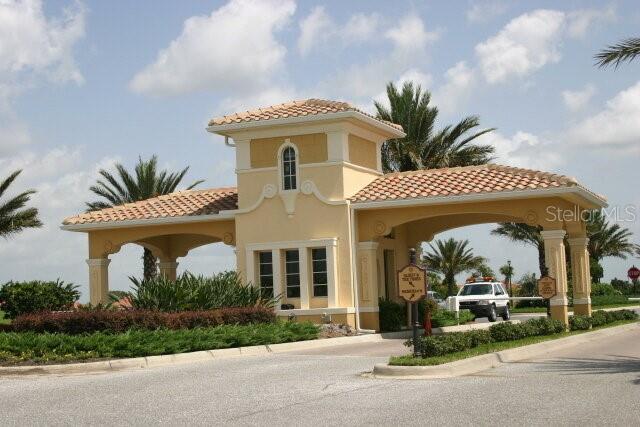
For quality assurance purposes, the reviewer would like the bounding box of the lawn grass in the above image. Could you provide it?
[0,311,9,325]
[389,319,638,366]
[0,321,320,366]
[511,307,547,313]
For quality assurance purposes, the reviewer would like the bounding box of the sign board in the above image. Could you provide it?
[537,276,557,299]
[397,264,427,302]
[628,266,640,281]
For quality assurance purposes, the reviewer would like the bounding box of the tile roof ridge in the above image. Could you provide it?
[381,164,488,178]
[487,164,577,185]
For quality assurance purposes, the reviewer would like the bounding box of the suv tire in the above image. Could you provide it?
[488,305,497,322]
[502,304,510,321]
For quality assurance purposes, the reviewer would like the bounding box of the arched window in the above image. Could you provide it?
[281,146,297,190]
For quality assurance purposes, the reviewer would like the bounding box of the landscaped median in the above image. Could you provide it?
[0,307,320,366]
[373,309,639,379]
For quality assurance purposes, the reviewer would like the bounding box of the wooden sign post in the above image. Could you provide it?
[398,248,427,356]
[537,276,557,317]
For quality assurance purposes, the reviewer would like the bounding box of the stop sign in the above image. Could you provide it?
[628,266,640,280]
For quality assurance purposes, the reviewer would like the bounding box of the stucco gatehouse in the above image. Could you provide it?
[62,99,606,331]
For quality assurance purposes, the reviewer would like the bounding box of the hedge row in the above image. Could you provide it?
[10,307,275,334]
[412,310,638,358]
[569,309,638,330]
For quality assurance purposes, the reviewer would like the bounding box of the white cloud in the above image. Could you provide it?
[433,61,476,114]
[566,81,640,150]
[475,7,616,84]
[385,14,439,56]
[297,8,379,56]
[475,9,565,84]
[477,130,562,170]
[0,0,85,85]
[321,14,436,104]
[466,0,508,23]
[297,6,332,56]
[130,0,296,96]
[0,117,31,155]
[562,84,596,112]
[567,7,616,39]
[343,13,380,41]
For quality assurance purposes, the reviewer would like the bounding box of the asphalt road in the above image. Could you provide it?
[1,323,639,426]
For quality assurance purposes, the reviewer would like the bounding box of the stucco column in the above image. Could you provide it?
[271,249,283,305]
[568,237,592,316]
[158,260,179,281]
[541,230,569,326]
[87,258,110,306]
[326,241,339,308]
[357,242,379,305]
[299,248,310,310]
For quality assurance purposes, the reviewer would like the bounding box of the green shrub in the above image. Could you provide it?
[11,307,275,334]
[413,330,492,357]
[569,315,591,330]
[0,321,320,365]
[591,294,638,306]
[0,280,79,319]
[430,309,475,327]
[590,283,621,296]
[126,272,278,312]
[379,298,406,332]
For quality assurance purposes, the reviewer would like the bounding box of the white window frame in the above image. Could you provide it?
[278,140,299,192]
[245,239,338,310]
[257,251,274,298]
[311,247,328,298]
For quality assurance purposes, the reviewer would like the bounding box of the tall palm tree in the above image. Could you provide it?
[586,210,639,262]
[423,238,487,296]
[87,156,203,279]
[0,170,42,238]
[595,37,640,68]
[491,223,547,277]
[374,81,495,172]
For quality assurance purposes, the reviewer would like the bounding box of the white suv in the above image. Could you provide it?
[457,279,510,322]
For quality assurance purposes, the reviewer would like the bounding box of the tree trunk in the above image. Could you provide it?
[445,272,456,296]
[537,243,548,277]
[143,248,157,280]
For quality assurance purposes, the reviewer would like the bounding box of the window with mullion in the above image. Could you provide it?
[258,251,274,298]
[282,146,297,190]
[311,248,328,297]
[284,249,300,298]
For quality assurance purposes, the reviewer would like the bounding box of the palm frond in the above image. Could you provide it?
[595,37,640,68]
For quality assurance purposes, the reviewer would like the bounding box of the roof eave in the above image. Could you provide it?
[351,186,607,210]
[206,110,406,139]
[61,212,236,232]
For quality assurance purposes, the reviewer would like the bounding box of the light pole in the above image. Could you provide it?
[507,260,513,297]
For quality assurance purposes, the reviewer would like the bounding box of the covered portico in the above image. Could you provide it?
[62,188,238,305]
[350,165,607,326]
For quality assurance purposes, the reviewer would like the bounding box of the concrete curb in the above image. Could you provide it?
[372,322,639,379]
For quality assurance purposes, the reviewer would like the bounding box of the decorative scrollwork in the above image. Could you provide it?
[374,221,387,235]
[301,180,315,195]
[263,184,277,199]
[222,232,235,245]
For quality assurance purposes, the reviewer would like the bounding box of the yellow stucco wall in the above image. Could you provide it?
[348,134,378,170]
[250,133,327,168]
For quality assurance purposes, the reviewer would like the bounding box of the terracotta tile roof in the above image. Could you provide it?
[63,187,238,226]
[350,164,603,203]
[208,98,404,132]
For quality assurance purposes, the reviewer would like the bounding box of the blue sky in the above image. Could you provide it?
[1,0,639,299]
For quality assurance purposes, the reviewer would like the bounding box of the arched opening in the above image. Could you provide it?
[279,143,298,191]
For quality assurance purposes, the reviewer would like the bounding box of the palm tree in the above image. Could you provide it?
[87,156,203,279]
[491,223,547,277]
[0,170,42,238]
[595,37,640,68]
[374,81,495,172]
[586,210,639,262]
[423,238,487,296]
